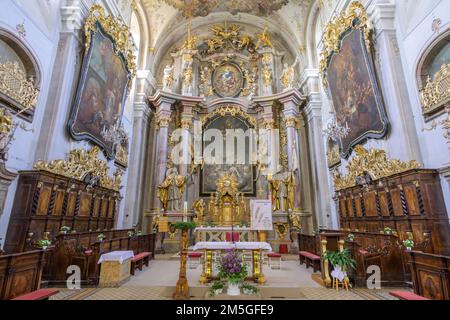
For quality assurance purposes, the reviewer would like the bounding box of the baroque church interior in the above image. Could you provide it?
[0,0,449,302]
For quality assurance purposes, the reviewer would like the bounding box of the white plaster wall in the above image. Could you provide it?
[0,0,60,243]
[0,0,137,244]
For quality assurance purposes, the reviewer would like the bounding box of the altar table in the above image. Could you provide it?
[98,251,133,287]
[192,242,272,284]
[194,227,255,242]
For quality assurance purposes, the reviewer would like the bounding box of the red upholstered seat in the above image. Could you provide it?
[12,289,60,300]
[132,252,151,262]
[389,291,429,300]
[188,252,203,258]
[225,232,240,242]
[279,244,288,254]
[299,251,320,260]
[268,253,282,258]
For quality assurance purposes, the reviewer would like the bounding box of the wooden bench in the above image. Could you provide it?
[299,251,321,273]
[12,289,60,300]
[389,291,429,300]
[130,252,151,275]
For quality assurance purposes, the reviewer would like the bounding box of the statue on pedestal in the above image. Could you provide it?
[192,199,205,225]
[162,64,174,92]
[280,56,300,91]
[157,165,186,211]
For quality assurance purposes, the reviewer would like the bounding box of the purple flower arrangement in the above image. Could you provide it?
[218,249,248,284]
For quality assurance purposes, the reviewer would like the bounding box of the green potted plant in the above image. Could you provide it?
[324,249,356,282]
[173,221,197,230]
[209,281,224,296]
[97,233,106,242]
[403,239,414,251]
[218,249,248,296]
[241,283,258,295]
[36,239,51,250]
[60,226,71,234]
[383,227,392,235]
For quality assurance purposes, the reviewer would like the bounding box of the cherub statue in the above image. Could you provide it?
[256,26,273,49]
[162,64,174,92]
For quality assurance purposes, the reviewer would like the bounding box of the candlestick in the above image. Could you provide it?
[183,201,188,222]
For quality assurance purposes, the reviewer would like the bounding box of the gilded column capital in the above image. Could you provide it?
[180,119,192,130]
[156,115,171,129]
[261,119,276,130]
[285,116,299,128]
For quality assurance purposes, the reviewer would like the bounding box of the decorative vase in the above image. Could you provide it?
[227,281,240,296]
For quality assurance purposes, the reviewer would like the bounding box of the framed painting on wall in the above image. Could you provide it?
[68,5,136,159]
[321,2,389,158]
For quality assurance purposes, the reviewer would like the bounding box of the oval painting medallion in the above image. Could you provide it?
[212,63,244,97]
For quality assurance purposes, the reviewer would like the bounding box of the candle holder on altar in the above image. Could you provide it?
[173,221,196,300]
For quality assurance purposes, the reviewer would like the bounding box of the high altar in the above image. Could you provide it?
[146,21,314,254]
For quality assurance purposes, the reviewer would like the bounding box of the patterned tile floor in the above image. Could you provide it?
[50,255,406,300]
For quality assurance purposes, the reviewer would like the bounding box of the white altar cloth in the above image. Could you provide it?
[98,251,134,264]
[192,242,272,251]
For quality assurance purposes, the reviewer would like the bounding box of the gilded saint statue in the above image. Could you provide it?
[268,175,282,212]
[192,199,205,225]
[157,165,186,211]
[284,172,296,211]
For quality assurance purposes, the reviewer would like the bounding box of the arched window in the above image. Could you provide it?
[417,30,450,118]
[0,29,40,121]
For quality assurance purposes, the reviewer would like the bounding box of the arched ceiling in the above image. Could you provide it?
[140,0,315,72]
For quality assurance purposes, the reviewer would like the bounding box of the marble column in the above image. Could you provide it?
[123,94,152,228]
[304,93,333,229]
[149,93,175,210]
[367,1,423,164]
[279,89,306,210]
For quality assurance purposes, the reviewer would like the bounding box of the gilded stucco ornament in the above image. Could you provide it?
[332,145,421,191]
[201,105,257,128]
[0,60,39,111]
[34,146,122,191]
[84,5,136,91]
[420,63,450,116]
[319,1,373,85]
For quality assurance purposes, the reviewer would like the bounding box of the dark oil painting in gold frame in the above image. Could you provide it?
[325,28,389,158]
[68,22,132,159]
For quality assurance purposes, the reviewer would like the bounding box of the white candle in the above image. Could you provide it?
[183,201,188,222]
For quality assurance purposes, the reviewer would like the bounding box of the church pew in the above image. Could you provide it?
[0,250,47,300]
[343,231,407,287]
[408,251,450,300]
[44,229,134,284]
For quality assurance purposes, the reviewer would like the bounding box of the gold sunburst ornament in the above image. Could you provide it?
[216,172,239,197]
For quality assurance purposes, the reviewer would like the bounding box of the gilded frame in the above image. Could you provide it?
[67,5,136,159]
[320,2,389,158]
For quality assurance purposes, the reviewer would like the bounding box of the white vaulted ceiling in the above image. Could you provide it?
[140,0,315,73]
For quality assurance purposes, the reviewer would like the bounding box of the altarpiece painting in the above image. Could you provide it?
[200,114,256,196]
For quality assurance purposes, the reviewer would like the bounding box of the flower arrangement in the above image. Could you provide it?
[241,283,258,295]
[36,239,51,249]
[403,239,414,251]
[347,233,355,242]
[127,231,135,237]
[383,227,393,235]
[218,249,248,284]
[97,233,106,241]
[60,226,71,234]
[239,221,249,228]
[209,281,224,296]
